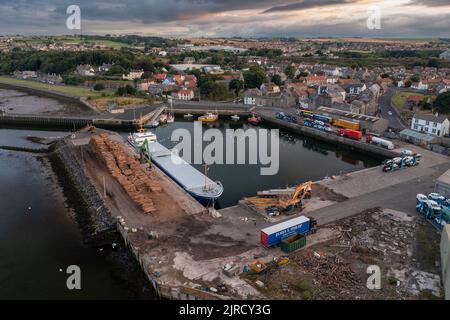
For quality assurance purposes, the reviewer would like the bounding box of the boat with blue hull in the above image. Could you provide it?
[128,133,223,205]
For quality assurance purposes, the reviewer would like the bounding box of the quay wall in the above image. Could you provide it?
[172,108,249,116]
[258,113,400,159]
[52,140,115,235]
[0,82,100,114]
[0,114,135,128]
[441,225,450,300]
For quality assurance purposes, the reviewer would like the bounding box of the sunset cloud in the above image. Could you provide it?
[0,0,449,38]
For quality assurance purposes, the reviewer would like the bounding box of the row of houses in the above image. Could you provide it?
[12,71,63,84]
[76,63,113,77]
[137,72,198,101]
[243,77,381,116]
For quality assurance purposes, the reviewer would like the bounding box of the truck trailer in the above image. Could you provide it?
[333,118,360,131]
[337,129,362,140]
[260,216,316,248]
[366,135,394,150]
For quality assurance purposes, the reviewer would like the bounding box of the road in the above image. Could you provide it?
[378,88,407,131]
[310,144,450,225]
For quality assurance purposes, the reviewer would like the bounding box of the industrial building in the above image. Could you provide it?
[399,129,440,147]
[316,106,389,133]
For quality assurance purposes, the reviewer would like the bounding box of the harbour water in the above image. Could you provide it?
[127,119,380,208]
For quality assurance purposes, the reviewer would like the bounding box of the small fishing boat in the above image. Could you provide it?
[198,112,219,123]
[231,114,240,121]
[248,114,261,125]
[183,113,194,119]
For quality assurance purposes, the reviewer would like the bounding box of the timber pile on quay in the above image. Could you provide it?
[89,133,161,215]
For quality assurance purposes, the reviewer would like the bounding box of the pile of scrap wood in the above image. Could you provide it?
[291,250,361,293]
[89,133,162,214]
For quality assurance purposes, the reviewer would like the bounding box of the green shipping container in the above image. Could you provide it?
[280,234,307,253]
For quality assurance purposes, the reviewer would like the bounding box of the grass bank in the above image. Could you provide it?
[0,76,105,99]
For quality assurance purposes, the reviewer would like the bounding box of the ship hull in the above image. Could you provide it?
[150,157,223,205]
[128,140,223,205]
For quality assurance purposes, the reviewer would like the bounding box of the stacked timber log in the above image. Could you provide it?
[89,133,162,214]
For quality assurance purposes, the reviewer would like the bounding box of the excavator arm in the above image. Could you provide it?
[278,181,312,210]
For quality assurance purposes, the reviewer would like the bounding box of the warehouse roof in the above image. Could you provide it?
[399,129,439,142]
[317,106,381,123]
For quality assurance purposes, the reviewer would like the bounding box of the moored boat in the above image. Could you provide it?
[129,137,223,205]
[128,128,157,148]
[231,114,240,121]
[198,112,219,123]
[183,113,194,119]
[248,114,261,125]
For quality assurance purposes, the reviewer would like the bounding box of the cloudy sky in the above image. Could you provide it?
[0,0,449,38]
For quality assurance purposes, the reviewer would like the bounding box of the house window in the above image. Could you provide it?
[432,129,436,134]
[426,121,429,125]
[433,122,437,127]
[414,125,418,130]
[424,127,429,132]
[415,118,418,123]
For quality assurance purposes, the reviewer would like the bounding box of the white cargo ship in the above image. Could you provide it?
[128,131,223,205]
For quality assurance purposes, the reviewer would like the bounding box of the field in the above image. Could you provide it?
[391,91,432,109]
[18,36,130,49]
[0,76,106,98]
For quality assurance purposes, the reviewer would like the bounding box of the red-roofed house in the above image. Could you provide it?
[154,73,168,83]
[305,75,328,86]
[173,74,185,86]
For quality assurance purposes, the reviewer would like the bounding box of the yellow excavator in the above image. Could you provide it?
[275,181,312,212]
[246,181,312,214]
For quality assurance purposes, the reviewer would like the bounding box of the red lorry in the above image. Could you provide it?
[337,129,363,140]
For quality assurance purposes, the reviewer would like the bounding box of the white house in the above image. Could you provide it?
[76,64,95,77]
[344,83,366,96]
[411,113,449,137]
[411,81,429,91]
[172,88,194,101]
[122,69,144,80]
